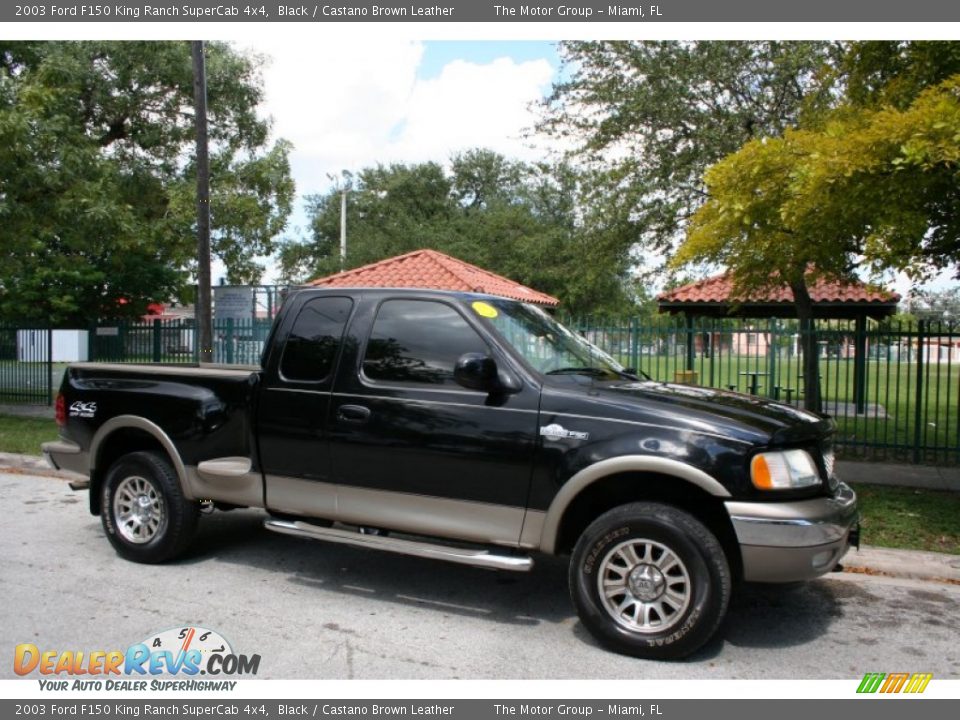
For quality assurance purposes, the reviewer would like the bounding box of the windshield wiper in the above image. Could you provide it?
[547,366,652,381]
[546,366,613,377]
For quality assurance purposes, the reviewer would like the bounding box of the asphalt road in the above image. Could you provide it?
[2,470,959,680]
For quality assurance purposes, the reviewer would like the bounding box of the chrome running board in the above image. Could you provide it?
[263,519,533,572]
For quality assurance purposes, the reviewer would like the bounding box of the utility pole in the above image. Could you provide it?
[192,40,213,364]
[327,171,349,271]
[339,186,347,271]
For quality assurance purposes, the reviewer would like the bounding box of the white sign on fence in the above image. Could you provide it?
[214,286,254,321]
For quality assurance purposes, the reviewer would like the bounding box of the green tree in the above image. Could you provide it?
[907,287,960,323]
[537,41,839,276]
[674,71,960,411]
[840,41,960,111]
[0,41,294,325]
[279,150,638,314]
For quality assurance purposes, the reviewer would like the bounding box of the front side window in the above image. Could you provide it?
[280,296,353,382]
[363,299,489,386]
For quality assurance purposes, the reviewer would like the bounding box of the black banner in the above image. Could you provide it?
[5,0,960,23]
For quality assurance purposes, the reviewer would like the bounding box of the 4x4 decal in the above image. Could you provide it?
[69,401,97,418]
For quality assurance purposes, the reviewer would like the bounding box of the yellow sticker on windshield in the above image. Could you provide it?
[471,301,498,318]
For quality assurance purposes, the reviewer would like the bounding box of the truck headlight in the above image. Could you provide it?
[750,449,821,490]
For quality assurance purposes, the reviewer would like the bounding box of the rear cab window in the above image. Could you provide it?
[279,296,354,383]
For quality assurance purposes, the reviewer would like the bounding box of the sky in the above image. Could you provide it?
[234,38,562,283]
[232,38,952,299]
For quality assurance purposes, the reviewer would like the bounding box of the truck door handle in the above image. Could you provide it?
[337,405,371,424]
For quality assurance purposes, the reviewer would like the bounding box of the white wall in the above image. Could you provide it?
[16,330,89,362]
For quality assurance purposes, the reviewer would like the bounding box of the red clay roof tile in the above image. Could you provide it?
[657,272,899,306]
[307,249,560,306]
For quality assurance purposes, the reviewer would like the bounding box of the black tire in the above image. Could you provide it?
[569,502,731,660]
[100,451,199,564]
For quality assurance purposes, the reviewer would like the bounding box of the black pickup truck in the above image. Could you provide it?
[44,287,858,659]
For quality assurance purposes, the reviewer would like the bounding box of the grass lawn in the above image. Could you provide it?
[850,483,960,555]
[0,414,59,455]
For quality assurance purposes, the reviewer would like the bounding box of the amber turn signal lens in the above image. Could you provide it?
[751,454,772,489]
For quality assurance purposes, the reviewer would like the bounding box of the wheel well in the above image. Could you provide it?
[89,429,170,516]
[553,471,743,579]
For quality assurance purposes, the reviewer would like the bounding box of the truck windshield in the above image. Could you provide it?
[474,299,627,380]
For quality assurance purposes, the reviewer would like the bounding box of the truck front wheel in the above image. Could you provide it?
[100,451,199,563]
[569,502,731,660]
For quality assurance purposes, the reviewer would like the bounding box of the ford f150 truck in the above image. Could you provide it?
[44,287,859,659]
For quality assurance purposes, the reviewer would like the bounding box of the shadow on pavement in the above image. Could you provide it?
[181,507,855,657]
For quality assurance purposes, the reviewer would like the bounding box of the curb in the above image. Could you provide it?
[2,451,959,585]
[0,451,81,479]
[841,545,960,586]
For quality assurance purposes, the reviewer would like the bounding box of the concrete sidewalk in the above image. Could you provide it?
[1,450,957,587]
[838,459,960,492]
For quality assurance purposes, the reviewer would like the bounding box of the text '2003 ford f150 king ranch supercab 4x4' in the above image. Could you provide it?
[44,287,859,659]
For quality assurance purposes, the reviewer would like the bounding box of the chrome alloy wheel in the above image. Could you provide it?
[113,475,166,544]
[596,538,692,634]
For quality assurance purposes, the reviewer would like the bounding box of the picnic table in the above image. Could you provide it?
[739,370,764,396]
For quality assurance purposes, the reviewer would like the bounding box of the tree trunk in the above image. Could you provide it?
[791,279,822,414]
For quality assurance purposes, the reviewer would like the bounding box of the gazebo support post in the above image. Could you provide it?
[685,314,695,373]
[853,314,868,415]
[767,318,777,400]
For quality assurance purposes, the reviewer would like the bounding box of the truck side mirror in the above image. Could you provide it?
[454,353,520,394]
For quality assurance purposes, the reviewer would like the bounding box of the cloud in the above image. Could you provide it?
[243,39,556,198]
[225,39,557,283]
[385,55,556,165]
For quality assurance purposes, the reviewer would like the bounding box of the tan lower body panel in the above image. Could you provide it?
[518,509,546,550]
[337,484,526,548]
[183,467,264,507]
[264,474,337,518]
[44,446,90,477]
[265,475,532,549]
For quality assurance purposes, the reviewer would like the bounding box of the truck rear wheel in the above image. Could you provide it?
[100,451,199,564]
[569,502,731,660]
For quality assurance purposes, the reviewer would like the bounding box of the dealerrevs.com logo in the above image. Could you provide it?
[14,626,260,691]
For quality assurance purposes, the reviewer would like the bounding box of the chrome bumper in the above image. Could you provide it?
[725,482,859,583]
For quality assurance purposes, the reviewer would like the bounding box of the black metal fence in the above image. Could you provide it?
[0,319,272,407]
[2,316,958,465]
[563,316,959,465]
[0,325,54,405]
[87,318,272,366]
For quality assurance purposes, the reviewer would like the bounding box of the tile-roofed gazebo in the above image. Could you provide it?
[308,249,560,307]
[657,270,900,413]
[658,271,899,320]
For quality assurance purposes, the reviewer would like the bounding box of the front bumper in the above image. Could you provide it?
[725,482,859,583]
